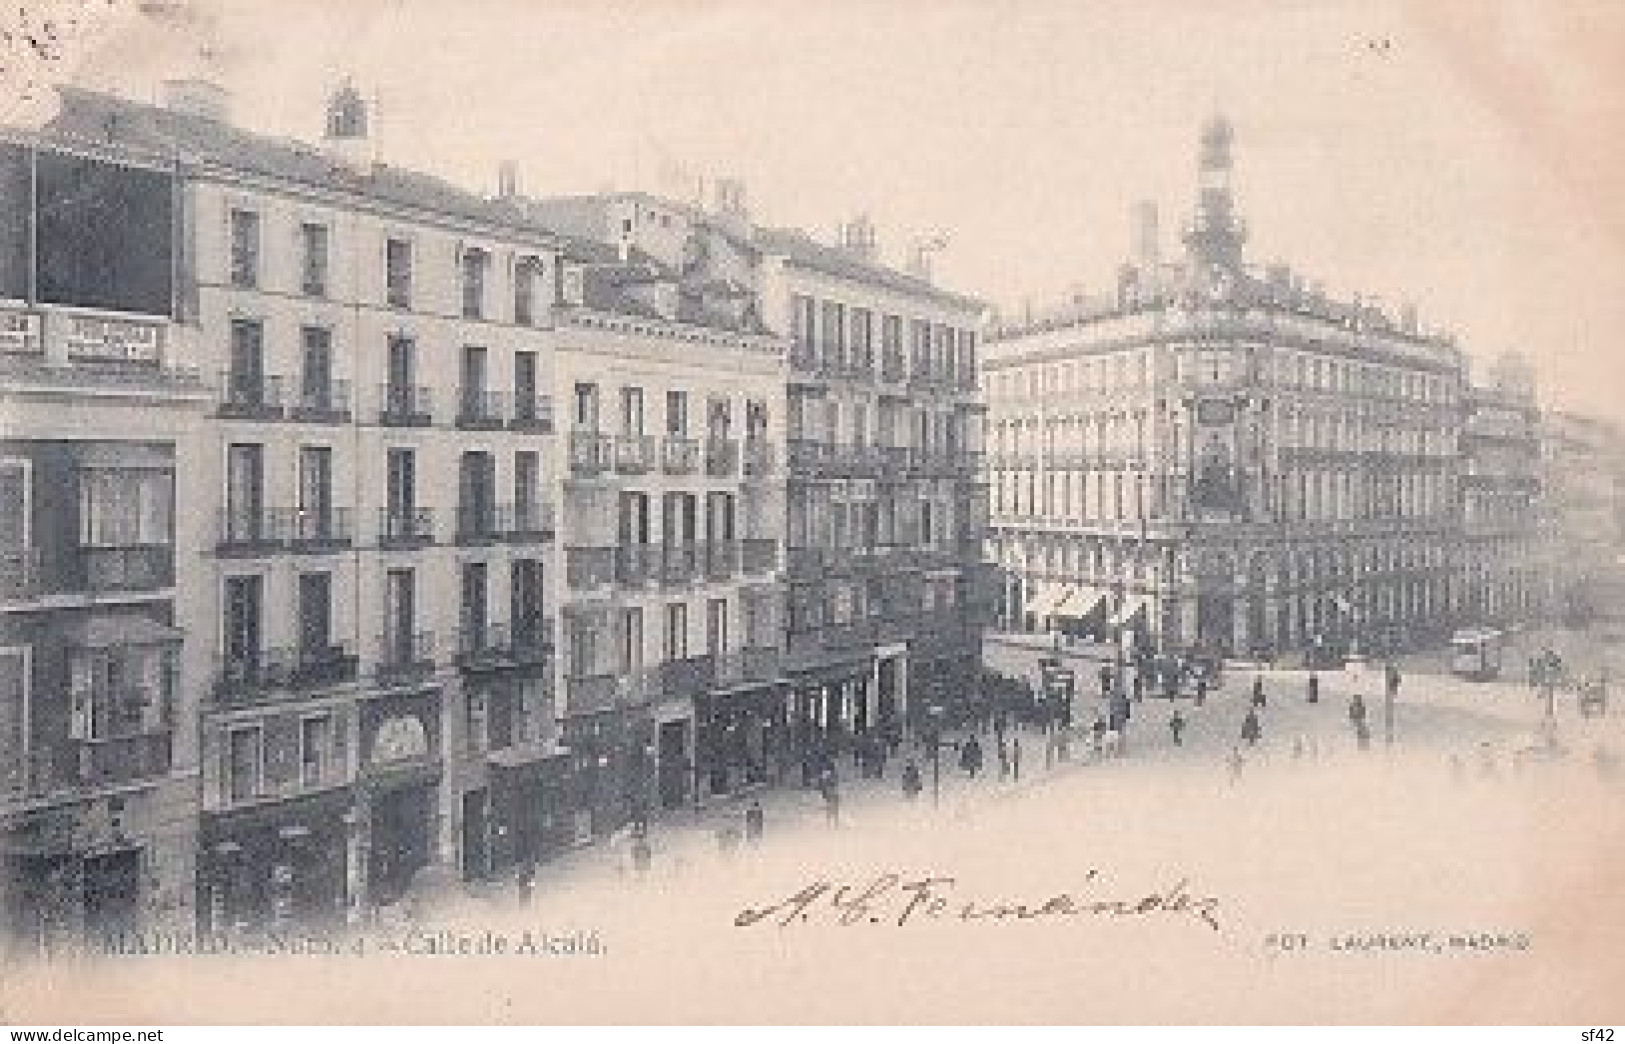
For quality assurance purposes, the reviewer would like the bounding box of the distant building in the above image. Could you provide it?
[1460,354,1543,625]
[1540,409,1625,625]
[985,117,1472,659]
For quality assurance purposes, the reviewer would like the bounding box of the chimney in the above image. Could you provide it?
[162,78,231,123]
[840,214,877,261]
[497,160,520,201]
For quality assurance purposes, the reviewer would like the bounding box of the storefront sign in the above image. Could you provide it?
[59,313,163,363]
[0,308,41,354]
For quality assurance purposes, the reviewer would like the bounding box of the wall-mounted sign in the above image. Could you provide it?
[59,313,163,363]
[0,308,41,354]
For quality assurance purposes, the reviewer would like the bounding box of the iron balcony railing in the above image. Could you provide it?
[615,543,659,586]
[661,542,700,586]
[456,389,509,429]
[25,732,173,795]
[740,537,777,575]
[662,438,700,475]
[374,630,436,685]
[742,441,775,477]
[569,431,612,475]
[216,509,285,556]
[378,507,435,548]
[455,502,504,545]
[213,644,359,703]
[614,434,655,474]
[217,370,286,420]
[456,622,513,670]
[509,393,554,432]
[378,384,433,426]
[289,507,353,550]
[566,546,615,590]
[705,438,739,477]
[289,378,351,422]
[508,500,555,542]
[704,539,738,581]
[78,545,173,592]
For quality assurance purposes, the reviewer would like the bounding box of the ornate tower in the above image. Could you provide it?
[1183,115,1248,270]
[322,80,374,172]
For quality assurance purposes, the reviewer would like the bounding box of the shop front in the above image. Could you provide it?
[197,786,352,934]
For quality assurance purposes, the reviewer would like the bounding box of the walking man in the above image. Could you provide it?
[1241,707,1262,748]
[1307,670,1320,705]
[1251,675,1267,709]
[1169,709,1186,747]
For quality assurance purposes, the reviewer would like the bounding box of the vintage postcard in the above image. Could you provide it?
[0,0,1621,1027]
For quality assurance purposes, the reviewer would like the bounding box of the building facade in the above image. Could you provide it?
[534,189,788,837]
[1,133,212,954]
[1540,410,1625,626]
[986,118,1471,659]
[1461,354,1543,625]
[757,216,990,749]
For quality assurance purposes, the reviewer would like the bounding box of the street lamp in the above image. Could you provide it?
[924,703,947,809]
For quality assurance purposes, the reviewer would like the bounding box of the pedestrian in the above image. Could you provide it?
[821,779,841,826]
[1348,693,1367,729]
[1090,714,1107,755]
[997,734,1010,779]
[1169,709,1186,746]
[744,799,764,844]
[1227,745,1245,784]
[1251,676,1266,708]
[1307,671,1319,704]
[1291,736,1305,761]
[631,830,652,880]
[516,860,536,905]
[1012,735,1022,780]
[902,761,923,800]
[1099,665,1114,699]
[1131,669,1144,703]
[1195,674,1208,707]
[960,734,984,778]
[1355,719,1371,751]
[1385,662,1402,700]
[1241,708,1262,747]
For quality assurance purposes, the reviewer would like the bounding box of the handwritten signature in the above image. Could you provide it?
[735,871,1222,933]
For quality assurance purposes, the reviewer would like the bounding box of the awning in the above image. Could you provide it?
[1056,586,1109,620]
[1109,597,1151,628]
[1026,582,1065,619]
[63,613,183,649]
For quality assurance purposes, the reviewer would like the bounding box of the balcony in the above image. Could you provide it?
[78,545,174,591]
[455,503,504,546]
[509,393,554,433]
[213,645,358,704]
[378,384,433,426]
[507,500,555,543]
[661,542,700,586]
[659,654,716,699]
[704,539,738,581]
[741,537,777,575]
[217,371,286,421]
[743,441,775,478]
[216,510,285,557]
[374,630,436,687]
[569,431,612,476]
[289,379,351,423]
[27,732,173,794]
[456,622,514,672]
[565,673,619,717]
[662,438,700,476]
[510,615,554,665]
[615,434,654,474]
[712,646,783,689]
[287,643,359,689]
[566,546,615,591]
[705,439,739,478]
[0,549,40,601]
[456,390,508,430]
[787,439,830,473]
[615,543,658,586]
[289,508,353,552]
[378,507,435,549]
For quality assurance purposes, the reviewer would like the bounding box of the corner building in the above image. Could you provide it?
[986,118,1469,658]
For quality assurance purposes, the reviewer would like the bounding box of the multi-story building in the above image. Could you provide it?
[1540,410,1625,625]
[528,189,787,836]
[756,214,990,751]
[21,81,583,932]
[986,117,1469,659]
[1,135,211,953]
[1461,354,1543,624]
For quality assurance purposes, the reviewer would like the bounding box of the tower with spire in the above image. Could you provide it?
[1182,115,1248,270]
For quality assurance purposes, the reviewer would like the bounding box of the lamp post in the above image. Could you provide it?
[924,703,946,809]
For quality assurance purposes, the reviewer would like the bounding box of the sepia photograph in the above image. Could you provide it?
[0,0,1622,1029]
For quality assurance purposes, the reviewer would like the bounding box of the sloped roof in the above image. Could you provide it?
[37,86,608,262]
[754,225,983,311]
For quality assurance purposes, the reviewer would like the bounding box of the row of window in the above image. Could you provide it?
[227,209,550,324]
[570,382,770,440]
[788,394,976,452]
[987,348,1455,405]
[789,295,978,383]
[566,594,776,679]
